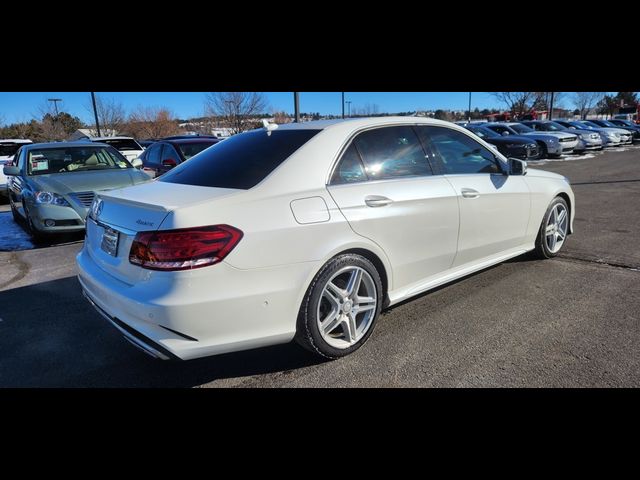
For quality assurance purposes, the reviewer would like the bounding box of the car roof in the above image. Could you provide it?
[0,139,33,144]
[90,136,138,141]
[22,142,112,150]
[257,116,460,132]
[163,137,220,144]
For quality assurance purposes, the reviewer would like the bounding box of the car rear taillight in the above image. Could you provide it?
[129,225,243,271]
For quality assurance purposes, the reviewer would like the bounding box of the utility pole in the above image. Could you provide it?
[90,92,102,137]
[468,92,472,123]
[47,98,62,116]
[346,101,352,118]
[294,92,300,123]
[342,92,345,119]
[549,92,555,120]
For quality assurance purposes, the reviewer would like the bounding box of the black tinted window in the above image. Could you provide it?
[97,139,142,151]
[161,144,179,163]
[418,126,501,175]
[353,126,430,180]
[160,129,320,190]
[147,144,161,164]
[0,143,24,157]
[331,144,367,184]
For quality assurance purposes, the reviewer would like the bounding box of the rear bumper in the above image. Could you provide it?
[77,245,317,360]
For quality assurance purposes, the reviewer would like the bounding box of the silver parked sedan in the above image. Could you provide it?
[3,142,150,239]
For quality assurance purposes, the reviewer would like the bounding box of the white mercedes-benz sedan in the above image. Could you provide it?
[77,117,575,360]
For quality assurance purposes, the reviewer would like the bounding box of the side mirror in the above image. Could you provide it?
[162,159,177,169]
[3,165,20,176]
[131,158,143,169]
[509,158,527,176]
[501,131,510,136]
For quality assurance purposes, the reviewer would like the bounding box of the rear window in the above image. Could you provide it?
[0,143,25,157]
[160,129,320,189]
[95,138,142,151]
[175,141,218,161]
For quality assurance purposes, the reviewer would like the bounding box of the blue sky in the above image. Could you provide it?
[1,91,558,125]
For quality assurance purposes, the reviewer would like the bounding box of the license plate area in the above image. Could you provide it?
[101,226,120,257]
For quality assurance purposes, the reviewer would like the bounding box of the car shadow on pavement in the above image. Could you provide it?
[0,276,324,388]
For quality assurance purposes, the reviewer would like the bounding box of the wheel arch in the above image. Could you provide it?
[337,248,391,308]
[556,191,573,234]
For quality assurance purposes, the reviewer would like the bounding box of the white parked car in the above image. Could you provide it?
[0,139,32,196]
[89,136,145,163]
[77,117,575,361]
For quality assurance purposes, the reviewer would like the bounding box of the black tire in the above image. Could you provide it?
[533,196,569,259]
[536,141,548,159]
[9,198,20,223]
[295,253,383,359]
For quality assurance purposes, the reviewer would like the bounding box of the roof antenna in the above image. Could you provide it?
[262,119,278,136]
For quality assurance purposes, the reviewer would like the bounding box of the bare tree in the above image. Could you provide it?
[125,106,180,139]
[85,94,126,136]
[272,111,292,124]
[204,92,269,134]
[572,92,605,120]
[36,100,66,141]
[490,92,536,119]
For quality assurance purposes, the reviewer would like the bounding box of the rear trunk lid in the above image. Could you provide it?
[85,181,241,285]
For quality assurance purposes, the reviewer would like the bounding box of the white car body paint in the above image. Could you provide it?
[77,117,575,360]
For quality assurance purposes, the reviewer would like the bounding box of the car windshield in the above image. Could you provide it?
[27,146,132,175]
[0,143,25,157]
[96,138,142,151]
[160,129,321,190]
[598,120,618,128]
[468,127,499,139]
[613,120,633,127]
[175,141,218,161]
[581,121,601,128]
[543,122,567,131]
[510,124,534,134]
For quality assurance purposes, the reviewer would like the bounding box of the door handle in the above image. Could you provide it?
[461,188,480,199]
[365,195,393,207]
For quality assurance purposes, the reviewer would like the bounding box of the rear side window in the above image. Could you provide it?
[418,126,502,175]
[160,129,320,189]
[330,144,367,184]
[352,126,431,180]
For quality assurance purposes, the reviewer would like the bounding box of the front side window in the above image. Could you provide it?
[418,126,502,175]
[510,124,534,134]
[352,126,431,180]
[26,146,131,175]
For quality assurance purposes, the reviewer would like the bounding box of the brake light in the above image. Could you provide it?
[129,225,243,271]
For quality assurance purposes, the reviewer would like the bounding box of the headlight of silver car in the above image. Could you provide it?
[34,191,71,206]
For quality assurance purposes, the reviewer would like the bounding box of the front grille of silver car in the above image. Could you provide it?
[70,191,95,207]
[560,137,576,143]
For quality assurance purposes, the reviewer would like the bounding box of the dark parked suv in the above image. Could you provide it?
[463,124,540,160]
[138,137,220,178]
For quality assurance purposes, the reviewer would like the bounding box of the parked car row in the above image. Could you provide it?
[461,118,639,160]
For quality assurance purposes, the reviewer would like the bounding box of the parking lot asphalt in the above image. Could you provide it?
[1,145,639,387]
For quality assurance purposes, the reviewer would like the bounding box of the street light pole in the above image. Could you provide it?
[468,92,472,123]
[549,92,555,120]
[91,92,102,137]
[294,92,300,123]
[47,98,62,116]
[346,101,352,118]
[342,92,345,119]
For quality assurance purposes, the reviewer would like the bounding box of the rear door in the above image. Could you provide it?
[327,125,460,291]
[418,126,530,267]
